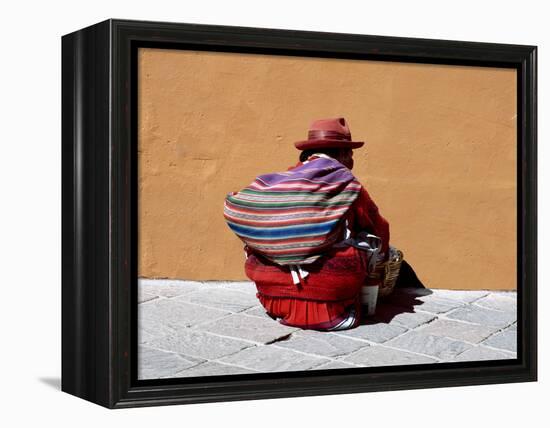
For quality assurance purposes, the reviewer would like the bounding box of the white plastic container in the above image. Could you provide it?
[361,285,379,316]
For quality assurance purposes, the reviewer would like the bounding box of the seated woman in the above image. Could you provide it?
[226,118,390,331]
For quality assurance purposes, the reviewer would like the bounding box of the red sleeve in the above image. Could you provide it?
[348,187,390,259]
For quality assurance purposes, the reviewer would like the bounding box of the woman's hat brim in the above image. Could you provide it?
[294,139,365,151]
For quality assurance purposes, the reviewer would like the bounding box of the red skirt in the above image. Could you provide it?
[245,245,368,330]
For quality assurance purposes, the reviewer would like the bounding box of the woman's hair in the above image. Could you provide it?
[299,148,347,163]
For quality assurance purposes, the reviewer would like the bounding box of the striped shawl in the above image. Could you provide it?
[224,156,361,265]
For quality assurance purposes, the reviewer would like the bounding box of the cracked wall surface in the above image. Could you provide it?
[138,48,517,290]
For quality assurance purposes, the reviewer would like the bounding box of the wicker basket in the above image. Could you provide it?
[367,247,404,299]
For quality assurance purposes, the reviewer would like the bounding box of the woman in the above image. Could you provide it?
[229,118,390,330]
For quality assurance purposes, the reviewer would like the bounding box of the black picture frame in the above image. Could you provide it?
[61,18,537,409]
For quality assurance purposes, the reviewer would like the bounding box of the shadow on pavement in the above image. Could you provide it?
[361,259,432,325]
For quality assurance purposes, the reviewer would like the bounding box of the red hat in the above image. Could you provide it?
[294,117,365,151]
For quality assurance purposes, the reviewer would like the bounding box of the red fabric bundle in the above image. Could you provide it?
[245,245,367,302]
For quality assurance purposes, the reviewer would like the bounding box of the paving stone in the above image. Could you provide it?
[386,330,472,360]
[138,291,159,304]
[312,360,360,370]
[334,322,407,343]
[178,287,259,313]
[413,297,465,314]
[492,291,518,297]
[138,312,177,344]
[173,361,257,378]
[445,305,516,329]
[475,293,517,312]
[208,281,258,295]
[430,289,490,303]
[146,329,253,360]
[219,346,330,372]
[138,324,169,345]
[419,319,498,343]
[138,278,202,298]
[197,313,298,344]
[482,330,517,353]
[342,345,437,367]
[137,280,517,374]
[242,306,273,320]
[274,331,369,357]
[386,290,465,314]
[139,298,230,330]
[453,346,516,362]
[137,346,203,380]
[374,305,436,329]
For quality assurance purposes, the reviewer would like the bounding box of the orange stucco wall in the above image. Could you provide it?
[138,47,516,290]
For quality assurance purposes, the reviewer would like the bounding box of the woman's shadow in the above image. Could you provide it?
[361,259,432,325]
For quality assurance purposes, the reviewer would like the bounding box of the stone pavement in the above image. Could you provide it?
[138,279,517,379]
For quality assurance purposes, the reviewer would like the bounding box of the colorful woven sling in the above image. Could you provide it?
[224,156,361,266]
